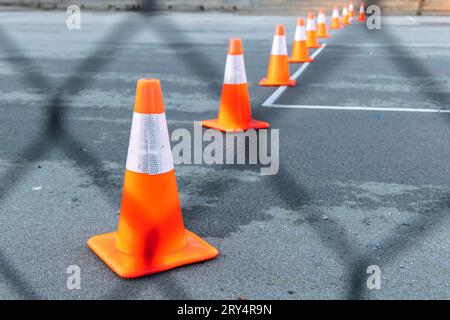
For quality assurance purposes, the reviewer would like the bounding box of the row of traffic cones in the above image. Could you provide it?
[204,3,366,132]
[88,2,367,279]
[261,13,319,86]
[332,2,367,29]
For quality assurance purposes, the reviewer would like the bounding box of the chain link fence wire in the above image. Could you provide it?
[0,0,448,299]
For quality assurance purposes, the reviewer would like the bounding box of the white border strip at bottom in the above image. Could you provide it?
[269,104,450,113]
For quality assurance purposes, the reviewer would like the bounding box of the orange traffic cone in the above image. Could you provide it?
[306,12,321,49]
[342,5,350,26]
[88,79,219,278]
[349,1,355,20]
[260,25,296,87]
[289,18,313,63]
[358,2,366,22]
[316,8,330,38]
[330,6,342,30]
[203,39,269,132]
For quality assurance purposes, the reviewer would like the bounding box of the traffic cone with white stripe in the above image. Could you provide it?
[289,18,313,63]
[203,39,269,132]
[349,1,355,20]
[260,25,296,87]
[306,12,321,49]
[342,5,350,26]
[358,2,366,22]
[316,8,330,38]
[330,6,342,30]
[88,79,219,278]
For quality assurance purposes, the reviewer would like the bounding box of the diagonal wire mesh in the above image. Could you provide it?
[0,0,448,300]
[0,0,199,299]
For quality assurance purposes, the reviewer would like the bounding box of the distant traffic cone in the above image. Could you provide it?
[88,79,219,278]
[358,2,366,22]
[316,8,330,38]
[260,25,296,87]
[342,5,350,26]
[306,12,321,49]
[330,6,342,30]
[203,39,269,131]
[289,18,313,63]
[349,1,355,20]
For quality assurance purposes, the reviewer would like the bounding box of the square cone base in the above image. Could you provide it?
[259,78,296,87]
[87,230,219,279]
[289,57,314,63]
[202,118,269,132]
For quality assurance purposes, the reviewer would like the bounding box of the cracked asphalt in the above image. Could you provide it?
[0,9,449,299]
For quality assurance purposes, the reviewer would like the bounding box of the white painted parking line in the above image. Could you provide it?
[261,39,449,114]
[262,44,327,107]
[407,16,420,24]
[269,104,450,113]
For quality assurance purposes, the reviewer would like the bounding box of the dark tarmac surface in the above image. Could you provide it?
[0,10,449,299]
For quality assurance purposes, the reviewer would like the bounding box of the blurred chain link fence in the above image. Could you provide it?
[0,0,448,300]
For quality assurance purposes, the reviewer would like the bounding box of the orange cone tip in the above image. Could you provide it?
[228,38,243,55]
[275,24,285,36]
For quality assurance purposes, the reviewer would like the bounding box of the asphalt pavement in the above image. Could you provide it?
[0,9,449,299]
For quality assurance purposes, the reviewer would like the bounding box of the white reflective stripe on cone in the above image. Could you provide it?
[349,4,354,11]
[317,13,326,24]
[306,19,316,31]
[223,55,247,85]
[294,26,307,41]
[360,6,364,13]
[343,8,349,15]
[126,112,174,175]
[271,35,288,56]
[332,9,340,18]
